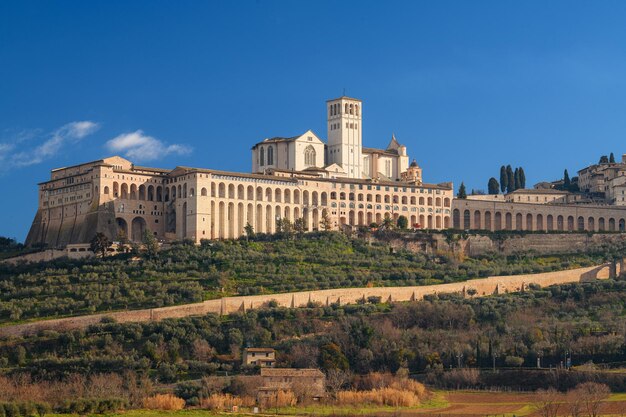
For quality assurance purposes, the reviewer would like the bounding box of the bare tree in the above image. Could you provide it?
[573,382,610,417]
[566,388,584,417]
[532,388,562,417]
[325,369,352,397]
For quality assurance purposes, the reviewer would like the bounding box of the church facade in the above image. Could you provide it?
[25,96,454,247]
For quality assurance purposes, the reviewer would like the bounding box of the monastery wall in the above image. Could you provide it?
[0,262,615,338]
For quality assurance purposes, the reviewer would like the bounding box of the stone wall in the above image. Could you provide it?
[387,232,626,257]
[0,262,615,338]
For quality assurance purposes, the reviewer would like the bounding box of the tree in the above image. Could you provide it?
[320,210,333,231]
[143,229,159,258]
[397,215,408,229]
[381,216,395,230]
[514,168,520,190]
[457,182,467,199]
[564,169,571,189]
[519,167,526,188]
[532,388,562,417]
[279,218,294,239]
[90,232,111,258]
[499,166,508,193]
[293,218,305,235]
[325,369,352,397]
[610,152,616,163]
[506,165,515,193]
[573,382,610,417]
[599,155,609,164]
[244,222,254,240]
[488,177,500,195]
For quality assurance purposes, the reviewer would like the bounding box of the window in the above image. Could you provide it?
[304,145,316,167]
[267,146,274,165]
[260,147,265,166]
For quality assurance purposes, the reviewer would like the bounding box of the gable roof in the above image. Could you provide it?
[260,368,325,378]
[252,130,324,149]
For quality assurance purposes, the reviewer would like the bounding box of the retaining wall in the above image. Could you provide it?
[0,262,615,339]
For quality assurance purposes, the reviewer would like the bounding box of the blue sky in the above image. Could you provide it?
[2,1,626,241]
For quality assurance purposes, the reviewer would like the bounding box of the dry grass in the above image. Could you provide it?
[200,393,256,410]
[336,387,420,407]
[143,394,185,410]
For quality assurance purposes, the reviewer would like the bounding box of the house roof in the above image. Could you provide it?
[362,147,398,156]
[326,95,362,102]
[507,188,570,195]
[245,348,275,353]
[260,368,325,378]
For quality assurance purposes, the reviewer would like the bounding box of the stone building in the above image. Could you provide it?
[26,96,454,247]
[243,348,276,368]
[258,368,325,401]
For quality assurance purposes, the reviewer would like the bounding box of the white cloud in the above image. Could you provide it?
[0,121,99,168]
[105,130,191,161]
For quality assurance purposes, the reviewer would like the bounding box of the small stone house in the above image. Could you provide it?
[243,347,276,367]
[258,368,326,401]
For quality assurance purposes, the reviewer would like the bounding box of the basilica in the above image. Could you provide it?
[25,96,454,247]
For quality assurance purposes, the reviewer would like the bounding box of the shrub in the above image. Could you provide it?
[200,393,255,410]
[336,388,420,407]
[143,394,185,411]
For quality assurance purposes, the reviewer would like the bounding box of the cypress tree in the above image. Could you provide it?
[514,168,520,190]
[506,165,515,193]
[564,169,571,189]
[457,182,467,199]
[610,152,616,163]
[499,166,507,193]
[599,155,609,164]
[488,177,499,195]
[519,167,526,189]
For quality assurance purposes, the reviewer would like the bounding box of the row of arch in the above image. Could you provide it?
[104,182,164,202]
[452,209,626,232]
[329,102,360,117]
[115,217,148,241]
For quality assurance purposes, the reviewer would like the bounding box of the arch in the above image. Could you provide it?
[104,186,110,195]
[219,202,226,239]
[156,186,163,202]
[536,214,544,231]
[219,183,226,198]
[599,217,606,231]
[121,183,129,199]
[238,185,245,200]
[495,212,502,230]
[384,195,390,204]
[294,190,300,204]
[130,184,137,199]
[284,206,291,221]
[256,186,263,201]
[131,217,147,242]
[266,204,273,234]
[165,187,170,202]
[444,198,450,207]
[526,213,533,231]
[355,104,359,116]
[463,210,470,229]
[557,215,564,231]
[304,145,316,167]
[148,185,155,201]
[515,213,522,231]
[588,217,595,231]
[444,216,450,228]
[505,213,512,230]
[427,215,433,229]
[115,218,128,240]
[410,196,416,205]
[567,216,574,231]
[189,187,195,198]
[321,192,328,206]
[177,185,181,199]
[201,187,208,197]
[171,185,176,199]
[303,190,310,205]
[284,189,291,204]
[427,197,433,206]
[435,197,441,206]
[238,203,245,236]
[473,210,481,229]
[312,191,319,206]
[267,146,274,165]
[577,216,585,231]
[256,204,263,233]
[275,188,282,203]
[349,103,354,115]
[436,216,442,229]
[246,185,253,200]
[247,204,254,231]
[265,187,272,202]
[410,215,416,228]
[228,184,235,199]
[401,196,408,205]
[620,219,626,232]
[259,147,265,166]
[113,182,119,197]
[139,185,146,200]
[228,202,235,238]
[452,209,461,229]
[183,183,187,199]
[484,211,492,231]
[547,215,554,231]
[419,197,425,205]
[211,183,217,197]
[609,218,616,231]
[313,209,320,230]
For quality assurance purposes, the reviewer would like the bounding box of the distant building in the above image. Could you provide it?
[243,348,276,368]
[258,368,325,400]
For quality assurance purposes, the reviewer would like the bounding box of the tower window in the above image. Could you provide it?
[267,146,274,165]
[260,147,265,166]
[304,145,316,167]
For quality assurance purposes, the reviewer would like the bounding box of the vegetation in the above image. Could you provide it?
[497,165,526,193]
[457,182,467,199]
[487,177,499,195]
[0,233,606,324]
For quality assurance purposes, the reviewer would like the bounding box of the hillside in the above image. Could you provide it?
[0,232,607,325]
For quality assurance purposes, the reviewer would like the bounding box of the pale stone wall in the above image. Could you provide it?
[0,262,613,338]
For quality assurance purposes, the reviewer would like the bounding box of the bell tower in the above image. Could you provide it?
[326,96,362,178]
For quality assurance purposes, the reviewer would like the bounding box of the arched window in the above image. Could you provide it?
[304,145,316,167]
[355,104,359,116]
[267,146,274,165]
[259,147,265,167]
[349,104,354,115]
[345,103,349,113]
